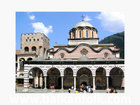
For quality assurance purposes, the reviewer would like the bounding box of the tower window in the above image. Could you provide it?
[79,30,82,38]
[37,39,39,41]
[24,47,29,52]
[86,30,88,38]
[32,46,36,51]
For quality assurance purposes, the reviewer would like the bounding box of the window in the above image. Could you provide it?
[92,30,94,38]
[80,48,88,55]
[60,53,64,58]
[33,39,35,41]
[19,58,25,71]
[24,47,29,52]
[104,52,108,58]
[73,32,75,38]
[26,39,28,41]
[39,46,42,49]
[86,30,88,38]
[29,39,31,41]
[27,58,32,61]
[32,46,36,51]
[19,73,24,77]
[37,39,39,41]
[79,30,82,38]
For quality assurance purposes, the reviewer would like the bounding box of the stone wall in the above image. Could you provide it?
[53,45,116,59]
[21,32,49,58]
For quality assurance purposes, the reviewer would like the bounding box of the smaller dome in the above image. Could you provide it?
[74,21,93,28]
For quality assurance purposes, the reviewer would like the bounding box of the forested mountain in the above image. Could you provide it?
[99,32,124,59]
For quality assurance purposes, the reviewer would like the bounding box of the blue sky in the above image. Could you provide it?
[16,12,124,49]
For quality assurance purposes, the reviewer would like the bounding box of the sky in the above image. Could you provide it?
[16,12,124,49]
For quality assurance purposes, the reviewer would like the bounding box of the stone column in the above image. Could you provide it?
[106,69,110,89]
[44,76,47,89]
[106,76,109,89]
[93,76,96,90]
[92,69,96,90]
[61,76,64,90]
[74,76,76,90]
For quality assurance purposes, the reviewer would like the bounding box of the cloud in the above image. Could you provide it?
[97,12,124,32]
[84,15,92,21]
[32,22,53,35]
[29,15,35,20]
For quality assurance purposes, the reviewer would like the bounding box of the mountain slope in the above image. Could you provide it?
[99,32,124,59]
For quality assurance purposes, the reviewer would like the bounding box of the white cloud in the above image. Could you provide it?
[97,12,124,32]
[84,15,92,21]
[32,22,53,35]
[29,15,35,20]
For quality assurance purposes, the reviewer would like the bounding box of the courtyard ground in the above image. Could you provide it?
[16,86,124,93]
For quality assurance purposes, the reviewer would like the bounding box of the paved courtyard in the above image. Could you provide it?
[16,87,124,93]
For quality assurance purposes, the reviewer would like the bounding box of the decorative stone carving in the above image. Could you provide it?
[80,48,88,55]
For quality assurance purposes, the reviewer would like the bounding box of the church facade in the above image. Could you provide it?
[16,19,124,91]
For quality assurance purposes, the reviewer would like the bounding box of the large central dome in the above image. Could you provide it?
[74,21,93,28]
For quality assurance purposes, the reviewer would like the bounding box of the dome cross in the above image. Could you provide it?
[81,15,85,21]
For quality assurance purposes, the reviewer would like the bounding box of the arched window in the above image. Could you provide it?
[32,46,36,51]
[60,53,64,58]
[27,58,32,61]
[92,30,94,38]
[24,47,29,52]
[19,58,25,71]
[86,30,88,38]
[104,52,108,58]
[79,30,82,38]
[73,32,75,38]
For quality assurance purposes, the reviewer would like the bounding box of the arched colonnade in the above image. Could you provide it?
[24,65,124,90]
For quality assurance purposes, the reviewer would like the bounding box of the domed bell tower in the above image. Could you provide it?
[68,15,99,45]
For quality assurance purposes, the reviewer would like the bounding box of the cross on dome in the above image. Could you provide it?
[81,15,85,21]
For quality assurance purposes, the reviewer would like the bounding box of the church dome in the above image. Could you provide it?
[74,21,93,28]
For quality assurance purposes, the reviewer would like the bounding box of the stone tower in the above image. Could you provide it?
[21,32,49,59]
